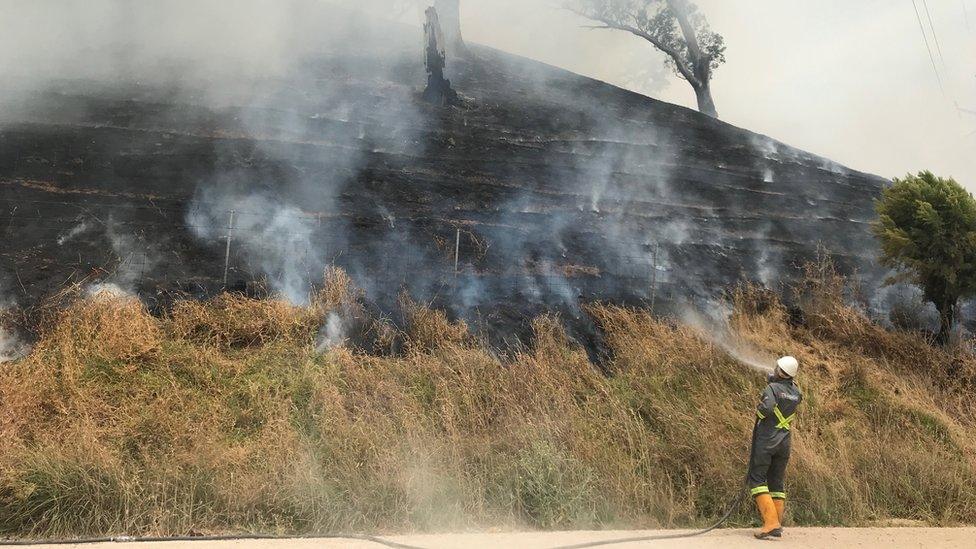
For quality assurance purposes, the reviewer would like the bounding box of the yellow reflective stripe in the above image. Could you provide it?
[770,492,787,499]
[756,410,766,420]
[750,485,770,496]
[773,405,795,430]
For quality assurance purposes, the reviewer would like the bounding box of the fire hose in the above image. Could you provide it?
[0,534,426,548]
[545,487,746,549]
[0,483,748,549]
[0,489,747,549]
[0,423,758,548]
[543,418,756,549]
[0,485,747,549]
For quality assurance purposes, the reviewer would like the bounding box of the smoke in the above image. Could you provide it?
[52,216,152,297]
[463,0,975,190]
[315,311,348,353]
[0,1,416,305]
[751,134,849,179]
[0,278,29,364]
[85,282,135,300]
[57,219,95,246]
[439,74,696,321]
[869,282,939,332]
[0,1,374,97]
[158,2,431,306]
[0,328,29,364]
[103,217,158,293]
[0,0,890,346]
[187,192,324,304]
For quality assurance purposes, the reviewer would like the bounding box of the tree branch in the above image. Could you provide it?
[567,8,700,88]
[666,0,709,83]
[667,0,702,62]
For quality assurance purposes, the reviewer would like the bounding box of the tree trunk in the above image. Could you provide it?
[669,0,717,118]
[693,81,718,118]
[936,298,957,346]
[422,7,459,106]
[434,0,465,53]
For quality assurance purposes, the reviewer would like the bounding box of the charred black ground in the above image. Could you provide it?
[0,13,885,345]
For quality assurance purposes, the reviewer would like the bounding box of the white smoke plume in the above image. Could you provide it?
[57,219,94,246]
[84,282,135,300]
[315,311,348,353]
[0,279,29,364]
[0,1,393,101]
[103,217,158,293]
[0,0,889,340]
[0,328,29,364]
[187,193,322,304]
[53,217,149,298]
[152,2,431,306]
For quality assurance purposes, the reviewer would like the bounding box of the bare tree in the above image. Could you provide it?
[434,0,465,52]
[569,0,725,118]
[387,1,465,53]
[422,6,460,105]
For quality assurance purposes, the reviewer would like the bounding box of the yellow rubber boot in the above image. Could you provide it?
[772,498,785,537]
[773,498,785,522]
[754,493,782,539]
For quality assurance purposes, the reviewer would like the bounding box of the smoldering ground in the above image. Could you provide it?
[0,276,29,363]
[0,0,892,351]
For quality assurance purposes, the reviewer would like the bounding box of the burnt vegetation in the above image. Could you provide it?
[0,8,884,347]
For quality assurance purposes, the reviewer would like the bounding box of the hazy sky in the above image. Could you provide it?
[462,0,976,187]
[1,1,972,186]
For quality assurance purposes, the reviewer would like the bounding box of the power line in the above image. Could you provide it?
[921,0,947,66]
[911,0,946,95]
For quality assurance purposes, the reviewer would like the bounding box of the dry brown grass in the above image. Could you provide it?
[1,266,976,538]
[398,293,470,353]
[31,289,163,379]
[311,266,363,314]
[169,293,318,350]
[168,267,362,350]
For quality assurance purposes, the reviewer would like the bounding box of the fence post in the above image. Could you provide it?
[222,210,236,287]
[454,228,461,275]
[304,242,312,298]
[650,243,659,312]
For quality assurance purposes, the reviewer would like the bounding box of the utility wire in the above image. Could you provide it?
[911,0,946,95]
[921,0,947,66]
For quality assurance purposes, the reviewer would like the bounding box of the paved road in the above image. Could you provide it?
[14,528,976,549]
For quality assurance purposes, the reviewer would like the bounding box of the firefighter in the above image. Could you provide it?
[750,355,802,539]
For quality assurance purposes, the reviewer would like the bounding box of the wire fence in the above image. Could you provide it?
[2,196,678,309]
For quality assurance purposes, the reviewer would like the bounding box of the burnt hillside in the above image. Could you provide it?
[0,13,885,336]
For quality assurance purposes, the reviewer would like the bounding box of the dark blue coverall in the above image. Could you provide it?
[748,374,802,500]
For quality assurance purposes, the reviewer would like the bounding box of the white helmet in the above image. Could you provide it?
[776,356,799,378]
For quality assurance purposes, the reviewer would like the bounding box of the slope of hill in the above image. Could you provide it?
[0,10,885,339]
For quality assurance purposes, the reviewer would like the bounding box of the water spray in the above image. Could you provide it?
[680,305,775,374]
